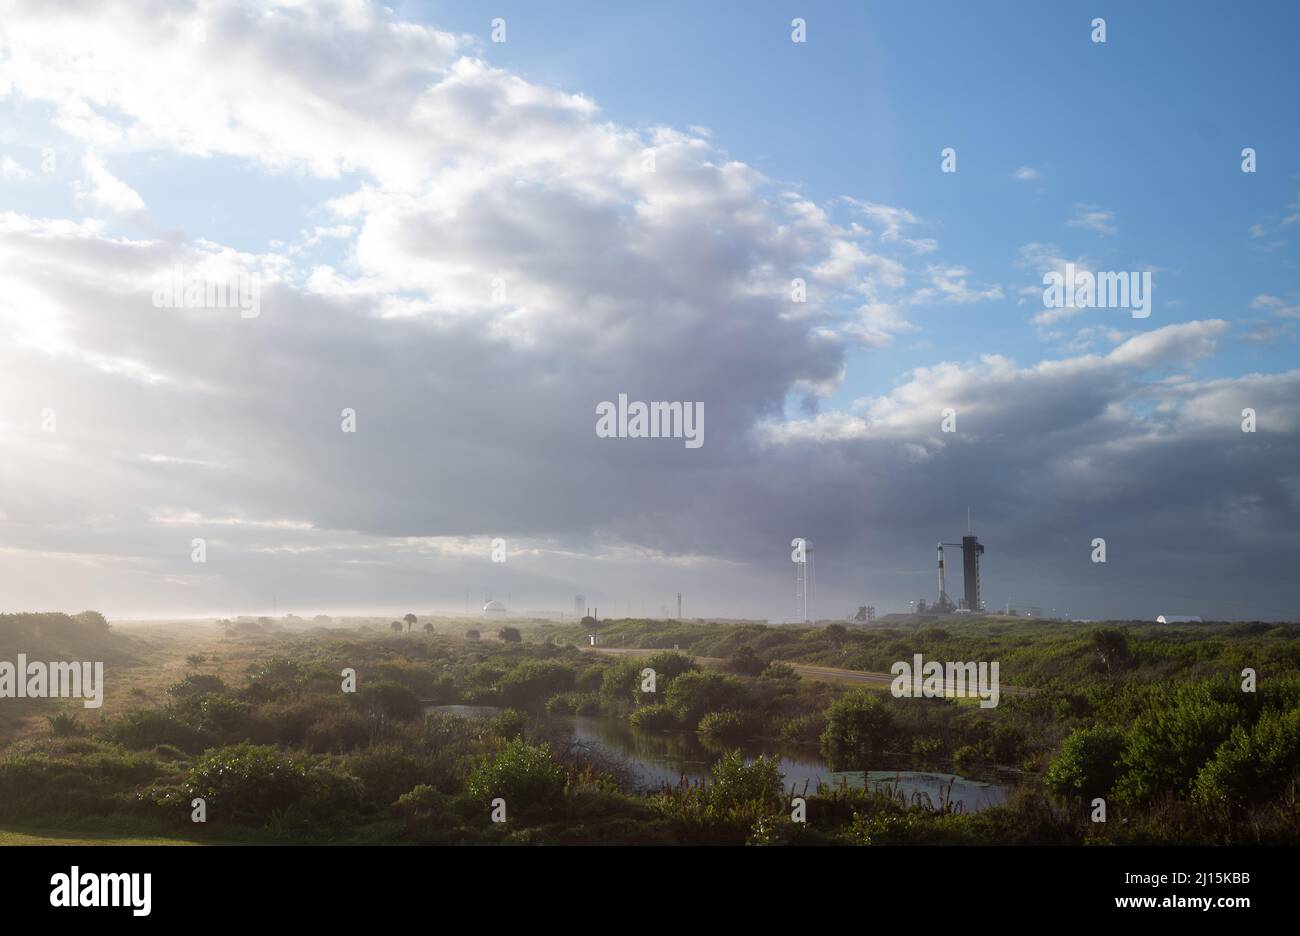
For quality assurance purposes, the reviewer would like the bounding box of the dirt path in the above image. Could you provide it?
[578,645,1035,696]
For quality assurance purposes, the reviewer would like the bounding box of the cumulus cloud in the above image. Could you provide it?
[0,0,872,613]
[762,321,1232,445]
[75,154,147,215]
[0,0,1294,620]
[751,320,1299,618]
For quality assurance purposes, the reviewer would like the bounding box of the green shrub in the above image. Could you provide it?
[1194,707,1300,812]
[697,710,757,741]
[1045,725,1125,802]
[628,704,679,731]
[643,652,696,684]
[760,661,798,681]
[727,646,765,677]
[174,694,256,741]
[368,660,445,698]
[819,690,894,769]
[499,660,574,709]
[461,686,501,705]
[72,610,111,630]
[167,674,227,699]
[391,784,464,841]
[545,691,602,715]
[599,658,644,705]
[465,739,566,811]
[665,670,745,728]
[302,707,371,753]
[423,712,478,750]
[1115,686,1240,806]
[0,749,164,820]
[242,657,307,702]
[911,736,944,761]
[347,743,432,808]
[484,709,528,743]
[574,665,606,693]
[466,662,510,688]
[350,682,422,728]
[181,743,360,827]
[706,751,783,812]
[106,709,210,754]
[952,743,988,772]
[48,712,86,738]
[747,814,819,845]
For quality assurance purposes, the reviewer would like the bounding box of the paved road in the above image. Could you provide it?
[578,645,1035,696]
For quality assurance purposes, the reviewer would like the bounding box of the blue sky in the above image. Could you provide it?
[414,0,1300,400]
[1,1,1298,620]
[9,0,1297,397]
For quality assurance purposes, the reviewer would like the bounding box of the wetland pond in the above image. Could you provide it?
[428,704,1011,812]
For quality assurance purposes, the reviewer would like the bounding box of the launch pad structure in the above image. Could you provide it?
[937,509,984,613]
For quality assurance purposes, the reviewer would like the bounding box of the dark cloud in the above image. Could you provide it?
[1,2,1297,621]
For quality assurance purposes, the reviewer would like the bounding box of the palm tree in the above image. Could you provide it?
[403,612,417,633]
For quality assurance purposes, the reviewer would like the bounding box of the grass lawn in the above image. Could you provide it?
[0,826,207,845]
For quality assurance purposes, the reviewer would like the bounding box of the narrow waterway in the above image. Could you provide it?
[427,705,1010,812]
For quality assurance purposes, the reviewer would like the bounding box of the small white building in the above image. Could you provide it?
[1156,614,1203,624]
[482,600,508,618]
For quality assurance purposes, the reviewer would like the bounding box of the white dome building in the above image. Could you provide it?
[481,600,508,617]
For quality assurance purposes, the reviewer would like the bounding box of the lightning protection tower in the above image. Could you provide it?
[795,539,815,623]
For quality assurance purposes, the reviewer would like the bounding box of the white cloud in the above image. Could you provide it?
[909,265,1003,305]
[1250,294,1300,318]
[845,302,915,347]
[1019,242,1095,325]
[845,199,920,241]
[761,320,1231,446]
[1,155,32,181]
[0,1,1294,620]
[1067,204,1117,236]
[1240,323,1297,346]
[1283,189,1300,226]
[0,0,874,615]
[0,1,465,185]
[76,154,146,214]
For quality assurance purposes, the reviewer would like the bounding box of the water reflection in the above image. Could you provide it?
[426,705,1010,812]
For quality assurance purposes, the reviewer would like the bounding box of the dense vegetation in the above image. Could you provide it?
[0,611,1296,844]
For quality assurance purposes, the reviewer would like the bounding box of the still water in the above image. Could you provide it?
[427,705,1010,812]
